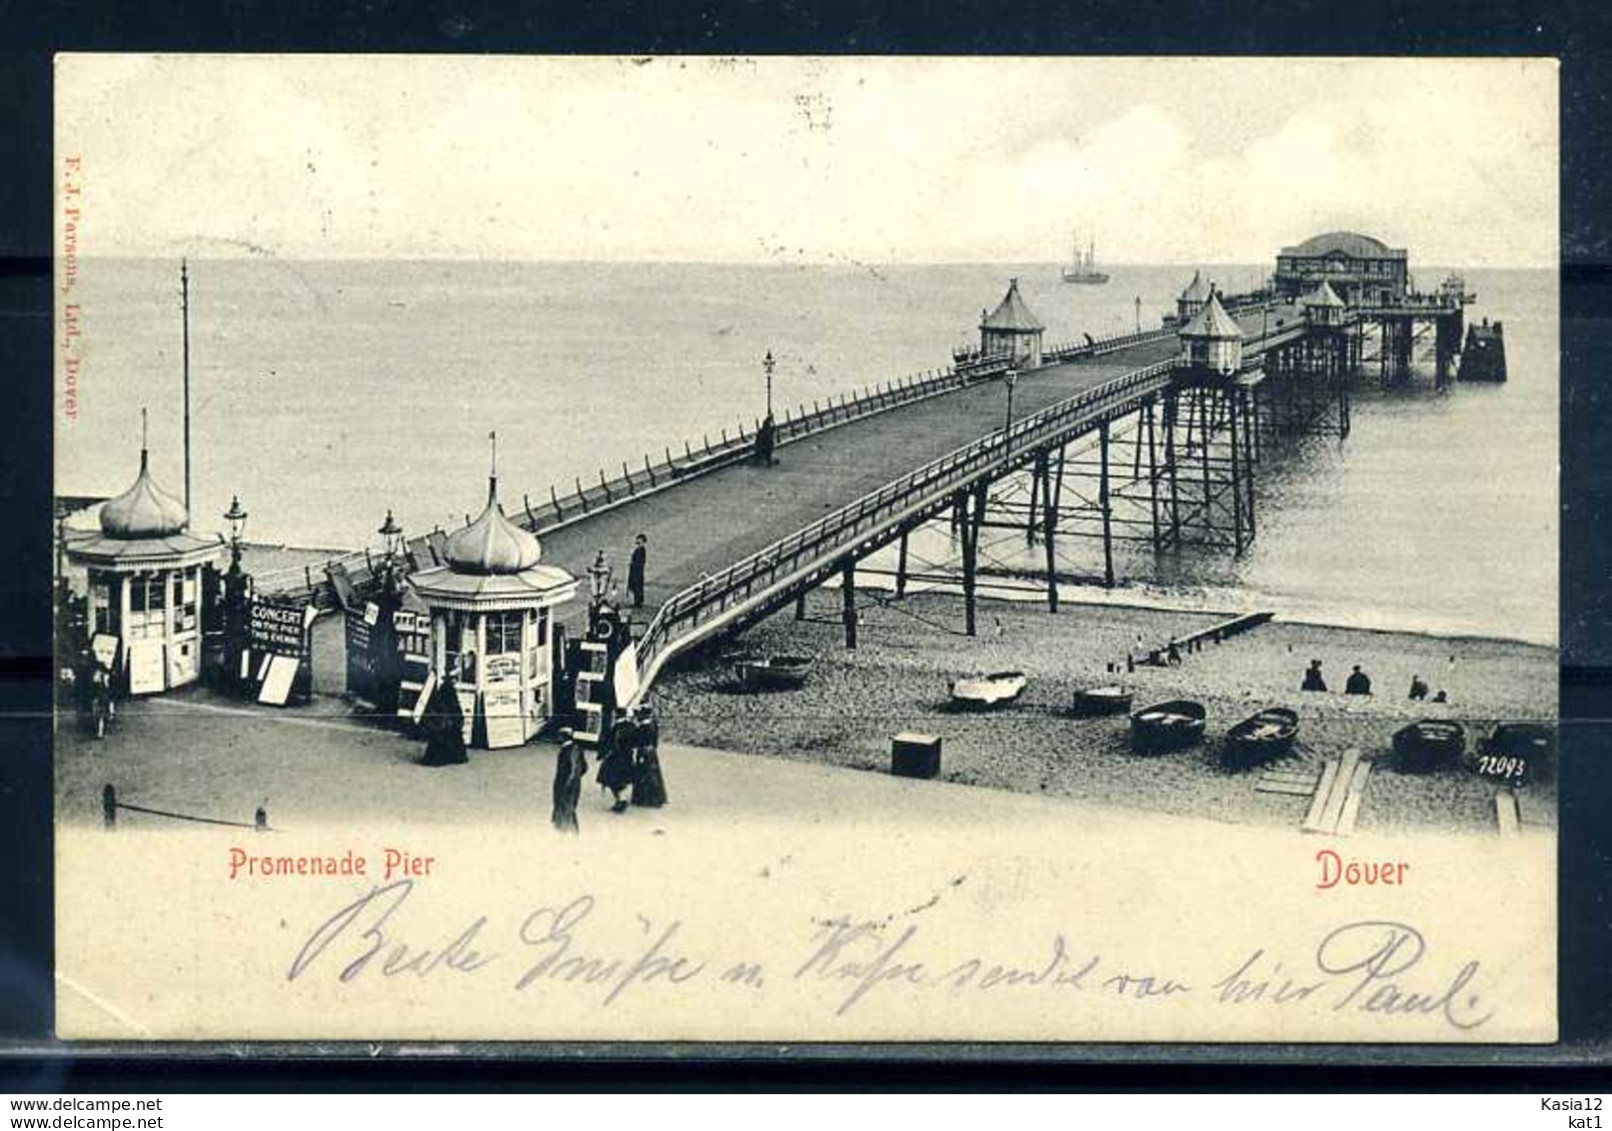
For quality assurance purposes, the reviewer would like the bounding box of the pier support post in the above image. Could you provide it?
[960,486,984,637]
[1145,398,1163,550]
[1242,388,1258,546]
[1025,461,1042,544]
[795,591,807,621]
[841,561,857,649]
[1038,449,1060,612]
[1228,387,1246,554]
[895,529,910,598]
[1163,390,1182,547]
[1099,420,1115,587]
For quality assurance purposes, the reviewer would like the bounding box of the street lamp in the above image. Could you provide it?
[220,494,249,695]
[223,495,248,572]
[377,508,404,593]
[588,548,612,602]
[763,349,776,420]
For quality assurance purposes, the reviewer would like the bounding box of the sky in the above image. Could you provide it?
[56,55,1559,267]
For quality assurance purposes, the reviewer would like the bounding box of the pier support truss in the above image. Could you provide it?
[1361,309,1463,389]
[799,331,1368,644]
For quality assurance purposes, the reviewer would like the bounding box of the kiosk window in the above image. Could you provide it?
[486,610,523,655]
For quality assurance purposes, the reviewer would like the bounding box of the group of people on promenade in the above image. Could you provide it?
[551,704,667,833]
[1300,659,1448,703]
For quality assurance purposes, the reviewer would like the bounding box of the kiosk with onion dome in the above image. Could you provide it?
[65,420,223,696]
[407,460,579,749]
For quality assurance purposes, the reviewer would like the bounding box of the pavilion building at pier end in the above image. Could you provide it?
[1273,231,1408,306]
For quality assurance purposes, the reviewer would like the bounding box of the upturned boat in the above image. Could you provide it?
[949,670,1028,711]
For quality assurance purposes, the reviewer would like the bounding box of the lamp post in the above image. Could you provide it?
[377,508,403,595]
[587,549,613,631]
[221,494,249,695]
[763,349,775,420]
[224,495,248,574]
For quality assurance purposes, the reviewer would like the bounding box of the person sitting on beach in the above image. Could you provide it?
[1432,689,1448,704]
[1408,675,1429,701]
[1344,665,1372,695]
[1300,659,1327,693]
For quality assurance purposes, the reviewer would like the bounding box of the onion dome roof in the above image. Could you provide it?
[444,476,543,575]
[1179,293,1243,340]
[980,278,1045,333]
[100,449,189,538]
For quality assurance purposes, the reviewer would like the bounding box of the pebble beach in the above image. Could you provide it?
[652,588,1558,835]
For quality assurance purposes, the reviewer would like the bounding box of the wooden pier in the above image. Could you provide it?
[256,246,1486,702]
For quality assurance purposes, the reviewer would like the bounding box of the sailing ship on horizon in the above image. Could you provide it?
[1062,230,1110,285]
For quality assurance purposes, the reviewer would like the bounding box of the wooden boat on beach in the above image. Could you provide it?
[1130,699,1206,754]
[1222,707,1299,768]
[1071,685,1133,717]
[737,654,815,692]
[949,670,1028,711]
[1391,720,1466,772]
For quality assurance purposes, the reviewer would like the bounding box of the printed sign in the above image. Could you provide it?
[258,654,300,706]
[408,668,437,726]
[249,598,308,657]
[613,642,641,707]
[456,689,477,746]
[482,683,526,749]
[90,633,119,670]
[484,654,520,683]
[126,640,166,695]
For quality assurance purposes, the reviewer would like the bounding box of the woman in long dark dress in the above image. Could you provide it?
[630,704,668,808]
[551,728,587,834]
[597,714,638,813]
[418,674,469,766]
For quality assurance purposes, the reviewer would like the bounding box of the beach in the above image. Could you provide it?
[651,590,1557,834]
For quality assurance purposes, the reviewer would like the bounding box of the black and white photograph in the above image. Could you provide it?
[50,54,1558,1042]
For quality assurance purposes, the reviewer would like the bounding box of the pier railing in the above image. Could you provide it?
[1043,325,1175,362]
[628,357,1179,698]
[256,322,1179,604]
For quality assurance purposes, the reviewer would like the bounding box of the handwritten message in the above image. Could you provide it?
[286,881,1496,1032]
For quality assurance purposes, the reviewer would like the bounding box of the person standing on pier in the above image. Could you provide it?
[1300,659,1328,693]
[552,727,587,834]
[628,533,648,609]
[631,703,668,808]
[419,672,468,766]
[598,709,638,813]
[755,413,777,467]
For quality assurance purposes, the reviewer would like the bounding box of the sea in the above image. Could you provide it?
[57,258,1558,647]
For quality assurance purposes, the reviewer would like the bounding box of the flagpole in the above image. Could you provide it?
[181,259,191,521]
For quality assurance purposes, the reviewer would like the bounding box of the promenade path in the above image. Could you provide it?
[533,334,1181,639]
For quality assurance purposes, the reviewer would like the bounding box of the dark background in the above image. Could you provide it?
[2,0,1610,1090]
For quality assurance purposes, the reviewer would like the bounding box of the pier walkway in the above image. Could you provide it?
[261,293,1335,696]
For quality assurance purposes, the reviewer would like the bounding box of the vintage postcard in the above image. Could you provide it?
[52,54,1558,1043]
